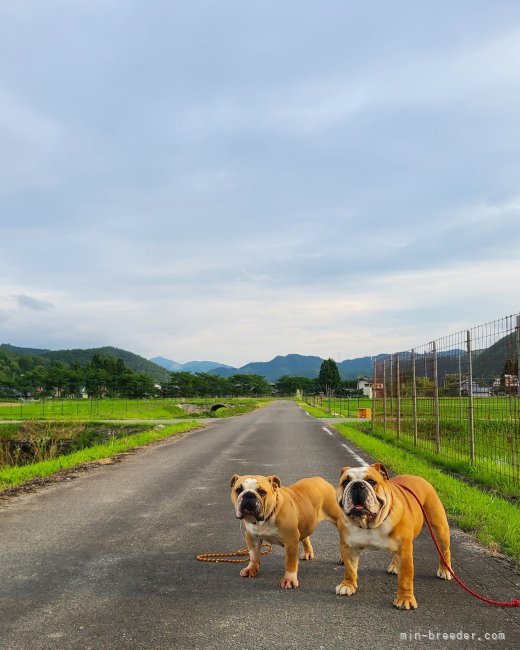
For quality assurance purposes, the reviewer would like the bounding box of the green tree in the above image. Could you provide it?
[229,374,271,396]
[318,358,341,395]
[275,375,316,396]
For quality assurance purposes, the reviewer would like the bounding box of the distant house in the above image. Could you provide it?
[357,378,373,399]
[492,374,519,389]
[492,374,519,394]
[460,379,490,397]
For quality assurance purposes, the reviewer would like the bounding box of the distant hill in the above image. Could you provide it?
[338,356,375,379]
[150,356,233,373]
[472,333,515,380]
[149,356,185,372]
[240,354,324,381]
[0,344,170,383]
[208,353,380,382]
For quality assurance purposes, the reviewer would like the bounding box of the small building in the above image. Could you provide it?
[357,378,373,399]
[460,380,490,397]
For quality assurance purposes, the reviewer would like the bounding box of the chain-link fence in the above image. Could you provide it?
[372,313,520,492]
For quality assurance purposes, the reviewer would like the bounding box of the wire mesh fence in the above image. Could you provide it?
[372,313,520,492]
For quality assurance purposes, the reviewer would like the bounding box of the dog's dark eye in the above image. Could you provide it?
[342,478,351,487]
[366,479,376,486]
[235,486,243,495]
[258,488,266,497]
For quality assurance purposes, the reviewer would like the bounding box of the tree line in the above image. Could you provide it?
[0,353,361,399]
[0,353,159,399]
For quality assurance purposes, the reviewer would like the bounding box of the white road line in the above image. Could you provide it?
[341,444,368,466]
[322,427,334,436]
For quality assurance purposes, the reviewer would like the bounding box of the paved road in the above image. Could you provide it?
[1,401,518,649]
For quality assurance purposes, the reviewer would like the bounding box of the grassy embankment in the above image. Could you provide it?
[299,402,520,567]
[0,422,202,490]
[0,398,271,491]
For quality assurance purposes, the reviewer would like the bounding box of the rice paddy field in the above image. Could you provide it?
[0,397,267,421]
[375,395,519,491]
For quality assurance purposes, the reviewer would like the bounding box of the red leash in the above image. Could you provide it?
[395,483,520,608]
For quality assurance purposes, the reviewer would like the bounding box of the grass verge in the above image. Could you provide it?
[298,401,338,418]
[0,421,202,491]
[336,422,520,568]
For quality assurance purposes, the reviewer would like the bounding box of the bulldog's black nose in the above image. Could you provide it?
[351,481,367,504]
[242,491,257,500]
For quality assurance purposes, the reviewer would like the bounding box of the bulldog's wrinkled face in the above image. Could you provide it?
[337,463,390,528]
[230,474,281,524]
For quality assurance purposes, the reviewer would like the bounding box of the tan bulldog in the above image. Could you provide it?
[336,463,452,609]
[230,474,343,589]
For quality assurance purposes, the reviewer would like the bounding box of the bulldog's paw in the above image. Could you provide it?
[279,572,299,589]
[393,595,417,610]
[300,551,314,561]
[437,566,452,580]
[240,562,260,578]
[335,581,357,596]
[387,561,399,575]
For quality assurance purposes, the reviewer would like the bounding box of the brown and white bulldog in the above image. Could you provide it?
[230,474,343,589]
[336,463,452,609]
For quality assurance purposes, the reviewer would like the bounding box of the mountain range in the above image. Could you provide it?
[3,335,513,386]
[149,357,234,373]
[153,353,377,382]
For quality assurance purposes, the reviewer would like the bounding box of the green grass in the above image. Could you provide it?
[300,397,372,417]
[381,395,520,420]
[0,397,272,421]
[0,421,155,467]
[298,400,372,419]
[0,422,202,490]
[362,422,519,500]
[0,398,188,420]
[335,422,520,567]
[298,402,333,418]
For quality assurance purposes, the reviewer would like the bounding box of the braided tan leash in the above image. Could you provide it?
[196,542,272,563]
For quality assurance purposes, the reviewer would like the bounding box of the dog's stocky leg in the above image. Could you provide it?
[393,539,417,609]
[423,492,453,580]
[280,535,300,588]
[336,540,360,596]
[300,537,314,561]
[240,533,261,578]
[387,552,399,575]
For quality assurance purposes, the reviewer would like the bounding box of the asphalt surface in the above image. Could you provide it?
[0,400,518,650]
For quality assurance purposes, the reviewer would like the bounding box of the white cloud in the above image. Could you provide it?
[12,294,55,311]
[0,2,519,365]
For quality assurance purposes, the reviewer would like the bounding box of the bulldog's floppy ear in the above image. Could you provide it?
[268,475,281,490]
[230,474,240,488]
[372,462,390,480]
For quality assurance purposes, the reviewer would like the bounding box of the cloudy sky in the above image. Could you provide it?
[1,1,519,367]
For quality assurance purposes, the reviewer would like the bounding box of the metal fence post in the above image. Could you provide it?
[372,358,376,429]
[458,351,463,421]
[412,348,418,446]
[467,330,475,463]
[396,354,401,440]
[516,315,520,399]
[383,359,387,433]
[515,316,520,485]
[433,341,440,454]
[389,355,394,423]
